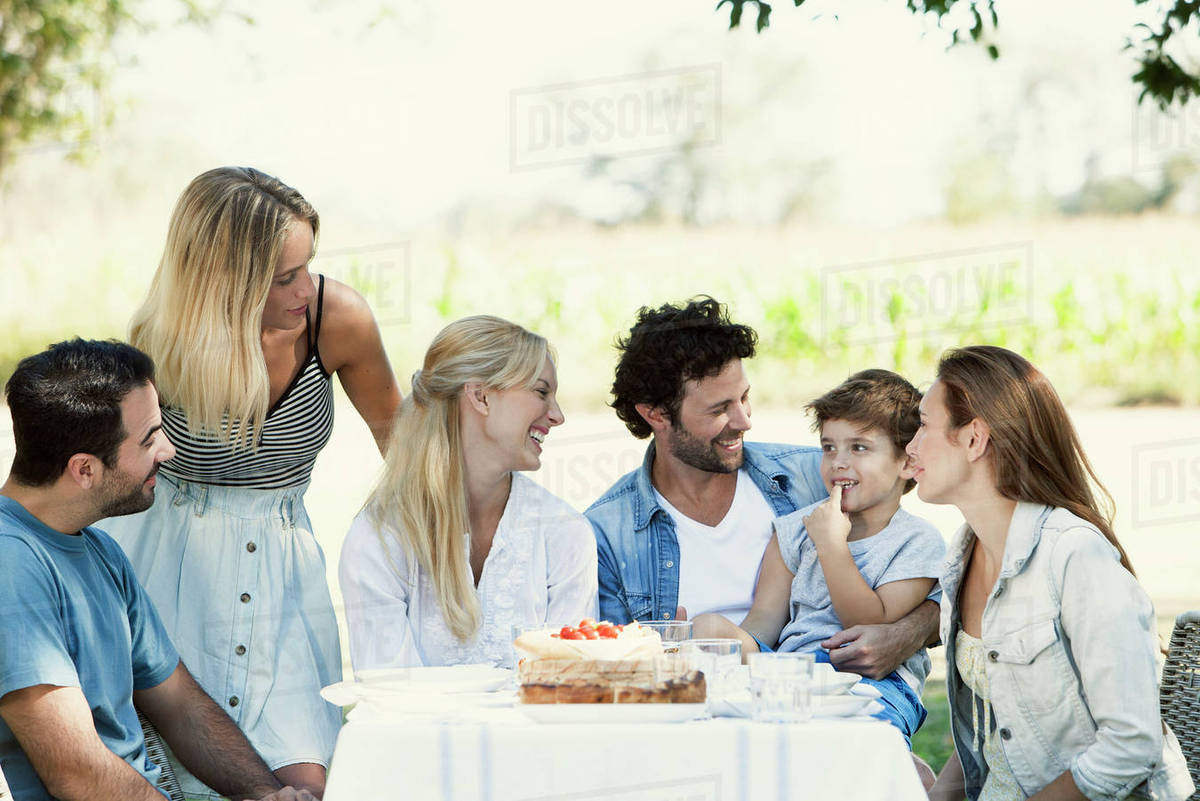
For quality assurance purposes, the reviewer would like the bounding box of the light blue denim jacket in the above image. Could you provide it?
[584,440,824,624]
[940,502,1194,801]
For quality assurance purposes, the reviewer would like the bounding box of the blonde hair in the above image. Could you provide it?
[369,316,552,641]
[129,167,319,448]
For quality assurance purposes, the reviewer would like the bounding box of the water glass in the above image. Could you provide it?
[635,620,694,653]
[747,652,814,723]
[681,638,742,698]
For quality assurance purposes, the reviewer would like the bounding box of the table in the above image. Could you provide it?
[324,712,927,801]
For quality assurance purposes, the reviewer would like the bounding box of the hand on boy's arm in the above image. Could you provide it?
[822,599,940,680]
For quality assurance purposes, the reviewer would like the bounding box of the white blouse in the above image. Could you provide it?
[339,472,599,671]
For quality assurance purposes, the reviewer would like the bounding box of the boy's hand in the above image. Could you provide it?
[803,485,852,549]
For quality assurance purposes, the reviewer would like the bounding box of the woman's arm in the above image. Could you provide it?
[1053,527,1164,798]
[545,516,600,625]
[338,512,423,670]
[737,534,795,649]
[315,278,402,455]
[1027,772,1087,800]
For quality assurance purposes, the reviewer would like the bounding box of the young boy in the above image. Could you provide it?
[693,369,945,751]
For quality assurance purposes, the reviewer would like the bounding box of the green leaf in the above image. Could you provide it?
[756,1,773,32]
[716,0,745,29]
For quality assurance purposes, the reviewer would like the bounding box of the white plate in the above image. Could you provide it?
[812,672,860,696]
[520,703,707,724]
[711,690,877,719]
[812,694,874,717]
[353,665,511,693]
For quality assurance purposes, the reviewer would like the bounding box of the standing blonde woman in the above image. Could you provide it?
[911,346,1193,801]
[104,167,400,799]
[339,316,597,670]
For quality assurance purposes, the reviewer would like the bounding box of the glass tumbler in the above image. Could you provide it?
[635,620,694,653]
[747,651,814,723]
[681,638,742,701]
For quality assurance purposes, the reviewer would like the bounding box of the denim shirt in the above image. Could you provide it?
[584,440,824,624]
[940,502,1194,801]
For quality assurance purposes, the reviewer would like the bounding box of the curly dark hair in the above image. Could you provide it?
[610,297,758,439]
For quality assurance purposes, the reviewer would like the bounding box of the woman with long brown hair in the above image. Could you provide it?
[912,346,1191,801]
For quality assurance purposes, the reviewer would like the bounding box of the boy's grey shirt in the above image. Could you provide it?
[775,502,946,691]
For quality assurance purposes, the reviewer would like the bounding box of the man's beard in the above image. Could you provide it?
[666,422,743,474]
[97,469,157,518]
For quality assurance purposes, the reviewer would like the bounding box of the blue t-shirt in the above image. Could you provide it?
[0,496,179,800]
[774,503,945,689]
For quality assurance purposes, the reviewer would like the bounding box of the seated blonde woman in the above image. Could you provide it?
[339,316,598,669]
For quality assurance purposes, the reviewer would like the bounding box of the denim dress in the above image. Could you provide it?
[103,286,343,799]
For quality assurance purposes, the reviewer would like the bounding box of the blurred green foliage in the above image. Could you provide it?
[3,220,1198,410]
[0,0,222,171]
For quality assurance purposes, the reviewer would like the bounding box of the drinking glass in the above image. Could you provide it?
[635,620,694,653]
[747,652,814,723]
[681,638,742,700]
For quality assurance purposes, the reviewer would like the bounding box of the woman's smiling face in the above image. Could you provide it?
[482,356,564,472]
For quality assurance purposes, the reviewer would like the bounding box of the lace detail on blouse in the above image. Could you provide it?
[956,629,1026,800]
[339,472,599,671]
[415,523,533,668]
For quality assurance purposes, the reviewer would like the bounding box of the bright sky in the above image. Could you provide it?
[60,0,1148,233]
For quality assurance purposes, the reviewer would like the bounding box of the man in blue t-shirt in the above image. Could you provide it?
[0,339,313,801]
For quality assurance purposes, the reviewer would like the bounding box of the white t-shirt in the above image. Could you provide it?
[653,468,776,621]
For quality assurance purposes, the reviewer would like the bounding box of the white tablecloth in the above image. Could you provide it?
[324,711,927,801]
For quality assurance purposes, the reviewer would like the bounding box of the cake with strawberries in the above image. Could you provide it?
[514,619,705,704]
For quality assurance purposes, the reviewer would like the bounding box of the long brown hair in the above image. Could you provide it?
[936,345,1134,574]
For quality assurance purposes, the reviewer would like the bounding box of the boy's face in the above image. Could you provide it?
[818,418,914,516]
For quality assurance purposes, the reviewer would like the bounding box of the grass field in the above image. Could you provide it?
[914,684,955,773]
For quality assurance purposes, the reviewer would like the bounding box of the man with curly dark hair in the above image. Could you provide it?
[585,297,941,683]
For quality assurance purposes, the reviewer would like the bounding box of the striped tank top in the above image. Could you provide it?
[159,276,335,490]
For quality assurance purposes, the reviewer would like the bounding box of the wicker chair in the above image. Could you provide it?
[139,711,185,801]
[1161,610,1200,799]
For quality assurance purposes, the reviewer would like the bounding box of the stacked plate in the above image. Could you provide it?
[709,662,882,719]
[321,665,516,720]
